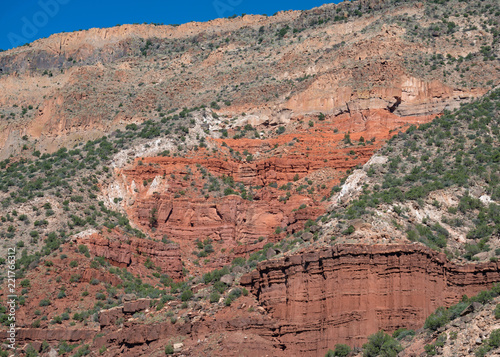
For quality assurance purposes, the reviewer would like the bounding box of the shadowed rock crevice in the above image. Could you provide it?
[388,96,402,112]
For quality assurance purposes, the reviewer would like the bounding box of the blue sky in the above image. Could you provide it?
[0,0,338,50]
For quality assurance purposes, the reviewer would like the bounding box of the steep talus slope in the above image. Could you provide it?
[400,293,500,357]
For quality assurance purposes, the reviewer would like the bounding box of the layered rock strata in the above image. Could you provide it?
[76,231,183,279]
[241,244,500,354]
[8,244,500,356]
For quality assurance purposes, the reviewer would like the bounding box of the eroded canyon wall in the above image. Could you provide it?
[7,244,500,357]
[241,244,500,354]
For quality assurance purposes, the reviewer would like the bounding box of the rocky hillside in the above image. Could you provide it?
[400,283,500,357]
[0,0,498,159]
[321,87,500,263]
[0,0,499,356]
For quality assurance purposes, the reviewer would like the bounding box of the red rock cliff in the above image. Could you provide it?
[7,243,500,357]
[241,244,500,355]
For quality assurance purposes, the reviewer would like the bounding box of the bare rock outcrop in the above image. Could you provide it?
[241,244,500,354]
[76,231,183,279]
[99,298,152,328]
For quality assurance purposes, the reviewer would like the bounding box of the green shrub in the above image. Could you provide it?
[72,344,90,357]
[57,314,68,324]
[78,245,89,255]
[90,260,99,269]
[70,274,81,283]
[25,345,39,357]
[209,291,220,303]
[180,289,193,301]
[475,329,500,357]
[424,343,436,356]
[165,344,174,355]
[228,288,242,300]
[232,257,245,266]
[424,306,449,331]
[325,344,351,356]
[363,330,402,357]
[392,328,415,340]
[144,258,154,269]
[490,329,500,348]
[39,299,51,307]
[58,341,76,354]
[495,304,500,319]
[214,281,227,294]
[343,225,355,235]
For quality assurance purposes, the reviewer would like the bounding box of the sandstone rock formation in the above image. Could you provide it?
[241,244,500,354]
[7,243,500,357]
[99,298,152,328]
[112,111,432,269]
[1,0,499,356]
[76,230,183,279]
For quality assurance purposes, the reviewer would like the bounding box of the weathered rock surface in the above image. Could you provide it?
[76,231,183,279]
[0,0,493,159]
[16,328,96,343]
[401,296,500,357]
[99,299,152,328]
[7,243,500,356]
[123,298,151,314]
[113,110,425,269]
[1,0,499,356]
[241,244,500,354]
